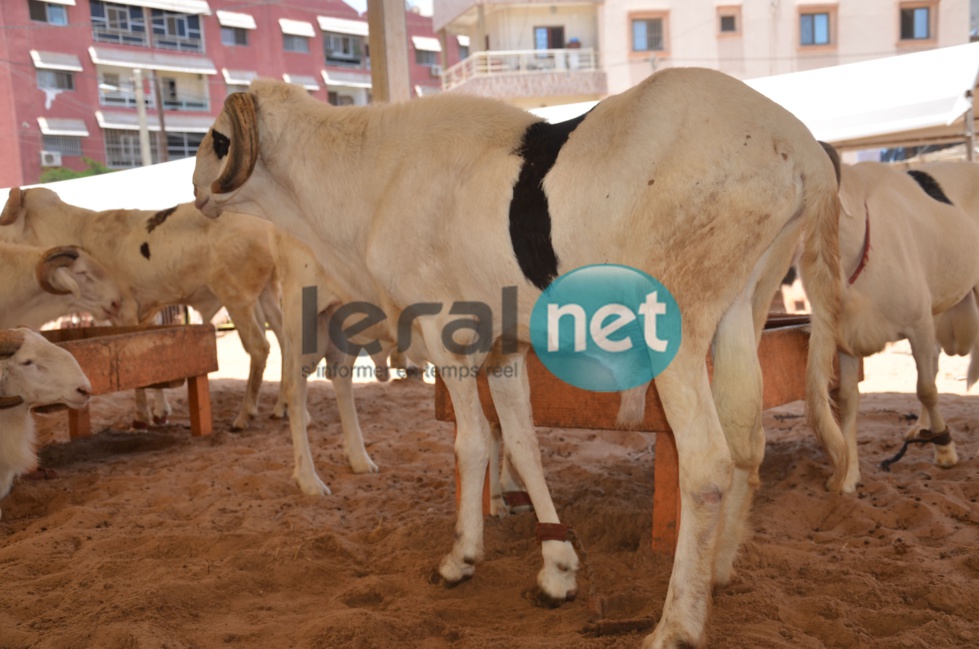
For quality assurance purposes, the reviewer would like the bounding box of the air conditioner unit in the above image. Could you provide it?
[40,150,62,167]
[430,64,443,78]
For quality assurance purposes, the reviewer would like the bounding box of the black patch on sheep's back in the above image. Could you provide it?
[907,170,953,206]
[140,242,151,259]
[508,111,589,290]
[146,205,178,233]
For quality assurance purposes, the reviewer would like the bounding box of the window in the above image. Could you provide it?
[37,69,75,91]
[534,26,565,50]
[459,44,469,60]
[800,12,831,46]
[221,26,247,46]
[226,83,249,94]
[151,9,203,52]
[104,128,159,168]
[42,135,82,157]
[283,34,309,53]
[91,1,147,46]
[324,32,363,66]
[900,5,933,40]
[415,49,438,66]
[166,132,204,160]
[328,92,355,106]
[720,15,736,32]
[28,0,67,25]
[632,18,665,52]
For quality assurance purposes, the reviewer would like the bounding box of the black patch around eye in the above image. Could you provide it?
[212,129,230,160]
[140,242,151,259]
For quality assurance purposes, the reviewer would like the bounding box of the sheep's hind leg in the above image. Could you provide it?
[836,352,864,493]
[226,304,270,431]
[643,345,732,649]
[710,299,764,587]
[906,326,958,468]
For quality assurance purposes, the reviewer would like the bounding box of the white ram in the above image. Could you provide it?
[0,241,123,329]
[0,190,285,431]
[834,161,979,492]
[0,327,92,520]
[190,70,846,648]
[1,191,391,486]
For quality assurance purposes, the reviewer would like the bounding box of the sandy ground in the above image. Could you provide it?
[2,329,978,649]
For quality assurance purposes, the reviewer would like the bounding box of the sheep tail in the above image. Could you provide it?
[797,166,849,492]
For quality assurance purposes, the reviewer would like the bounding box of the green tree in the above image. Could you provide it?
[39,157,114,183]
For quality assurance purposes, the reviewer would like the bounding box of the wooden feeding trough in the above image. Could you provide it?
[435,314,846,555]
[39,325,219,438]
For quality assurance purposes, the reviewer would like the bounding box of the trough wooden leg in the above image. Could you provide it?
[652,431,680,555]
[68,405,92,440]
[187,374,212,437]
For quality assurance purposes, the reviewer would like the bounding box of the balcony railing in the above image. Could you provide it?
[153,34,204,53]
[442,47,598,92]
[99,83,208,111]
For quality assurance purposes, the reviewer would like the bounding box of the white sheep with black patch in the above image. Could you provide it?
[190,69,846,649]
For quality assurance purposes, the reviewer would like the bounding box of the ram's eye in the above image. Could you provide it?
[212,129,230,159]
[21,359,32,367]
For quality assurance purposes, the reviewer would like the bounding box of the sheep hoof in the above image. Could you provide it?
[152,415,168,426]
[523,585,576,609]
[428,568,471,589]
[132,420,149,430]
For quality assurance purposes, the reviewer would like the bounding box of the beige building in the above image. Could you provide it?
[434,0,971,108]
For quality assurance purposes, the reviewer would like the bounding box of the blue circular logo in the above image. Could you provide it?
[529,264,681,392]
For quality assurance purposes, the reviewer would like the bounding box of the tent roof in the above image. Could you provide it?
[532,42,979,152]
[744,41,979,151]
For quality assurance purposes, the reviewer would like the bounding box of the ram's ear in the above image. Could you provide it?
[212,92,259,196]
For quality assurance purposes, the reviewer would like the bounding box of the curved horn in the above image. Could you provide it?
[211,92,260,196]
[35,246,81,296]
[0,329,25,359]
[0,187,24,226]
[0,395,24,409]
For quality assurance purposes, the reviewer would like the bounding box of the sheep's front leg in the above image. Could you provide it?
[836,351,863,493]
[487,348,578,604]
[324,342,378,474]
[132,388,151,429]
[278,290,329,496]
[643,347,732,649]
[149,388,171,425]
[906,326,958,468]
[434,371,490,585]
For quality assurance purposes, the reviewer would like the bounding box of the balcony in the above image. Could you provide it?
[98,81,208,112]
[442,48,605,99]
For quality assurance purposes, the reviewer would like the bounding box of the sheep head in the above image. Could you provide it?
[0,187,70,240]
[34,246,124,321]
[0,329,25,409]
[0,328,91,410]
[194,92,259,218]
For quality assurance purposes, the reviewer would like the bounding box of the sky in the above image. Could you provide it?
[342,0,433,17]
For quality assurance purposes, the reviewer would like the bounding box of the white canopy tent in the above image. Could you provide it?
[532,42,979,156]
[7,43,978,210]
